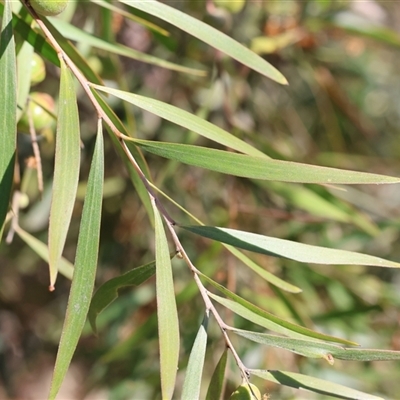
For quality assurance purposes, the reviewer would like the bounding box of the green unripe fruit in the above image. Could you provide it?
[230,383,262,400]
[30,53,46,85]
[29,0,68,16]
[214,0,245,13]
[19,92,55,132]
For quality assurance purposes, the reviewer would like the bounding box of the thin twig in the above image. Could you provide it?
[22,0,250,384]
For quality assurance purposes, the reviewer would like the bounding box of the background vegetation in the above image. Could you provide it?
[1,0,400,399]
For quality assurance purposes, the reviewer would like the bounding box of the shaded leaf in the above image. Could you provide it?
[200,273,356,346]
[226,245,301,293]
[49,120,104,400]
[205,349,228,400]
[92,85,265,157]
[16,40,33,121]
[153,202,179,399]
[0,0,16,236]
[120,0,287,84]
[181,314,209,400]
[88,260,156,333]
[48,59,81,289]
[182,226,400,268]
[14,225,73,280]
[129,140,400,185]
[250,369,383,400]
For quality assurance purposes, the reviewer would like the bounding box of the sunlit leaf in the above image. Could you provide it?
[16,40,33,121]
[120,0,287,84]
[181,314,208,400]
[205,349,228,400]
[90,0,170,36]
[48,59,81,289]
[250,369,384,400]
[88,260,156,333]
[51,18,205,76]
[183,226,400,268]
[92,84,265,157]
[92,89,155,226]
[49,120,104,400]
[153,202,179,399]
[14,225,73,280]
[233,329,400,364]
[128,140,400,185]
[200,273,356,346]
[0,0,17,236]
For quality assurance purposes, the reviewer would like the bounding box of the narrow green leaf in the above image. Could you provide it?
[0,0,17,235]
[39,16,103,85]
[51,18,206,76]
[120,0,287,84]
[233,329,400,364]
[92,89,155,226]
[200,273,356,346]
[92,85,265,157]
[182,226,400,268]
[90,0,170,37]
[48,59,81,289]
[16,40,33,121]
[128,140,400,185]
[49,120,104,400]
[88,260,156,333]
[181,314,209,400]
[0,3,59,66]
[205,349,228,400]
[153,202,179,400]
[232,329,341,363]
[14,225,74,280]
[226,245,301,293]
[249,369,384,400]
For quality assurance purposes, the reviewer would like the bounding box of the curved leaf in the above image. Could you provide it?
[205,349,228,400]
[0,0,16,235]
[153,202,179,399]
[48,59,81,289]
[51,18,206,76]
[182,226,400,268]
[120,0,287,84]
[14,225,74,280]
[250,369,384,400]
[200,273,356,346]
[128,140,400,185]
[92,84,265,157]
[49,121,104,400]
[181,314,208,400]
[88,260,156,333]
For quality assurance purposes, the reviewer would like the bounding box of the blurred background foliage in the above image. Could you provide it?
[1,0,400,398]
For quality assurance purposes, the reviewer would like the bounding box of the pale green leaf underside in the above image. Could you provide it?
[48,60,81,288]
[205,349,228,400]
[92,84,265,157]
[51,18,206,76]
[200,273,356,346]
[183,226,400,268]
[181,315,208,400]
[0,0,16,234]
[153,203,179,400]
[130,140,400,185]
[120,0,287,84]
[233,329,400,363]
[249,369,383,400]
[49,121,104,400]
[89,260,156,333]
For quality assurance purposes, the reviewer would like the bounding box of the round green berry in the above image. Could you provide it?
[30,0,68,17]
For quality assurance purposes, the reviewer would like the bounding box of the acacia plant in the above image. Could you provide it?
[1,1,400,399]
